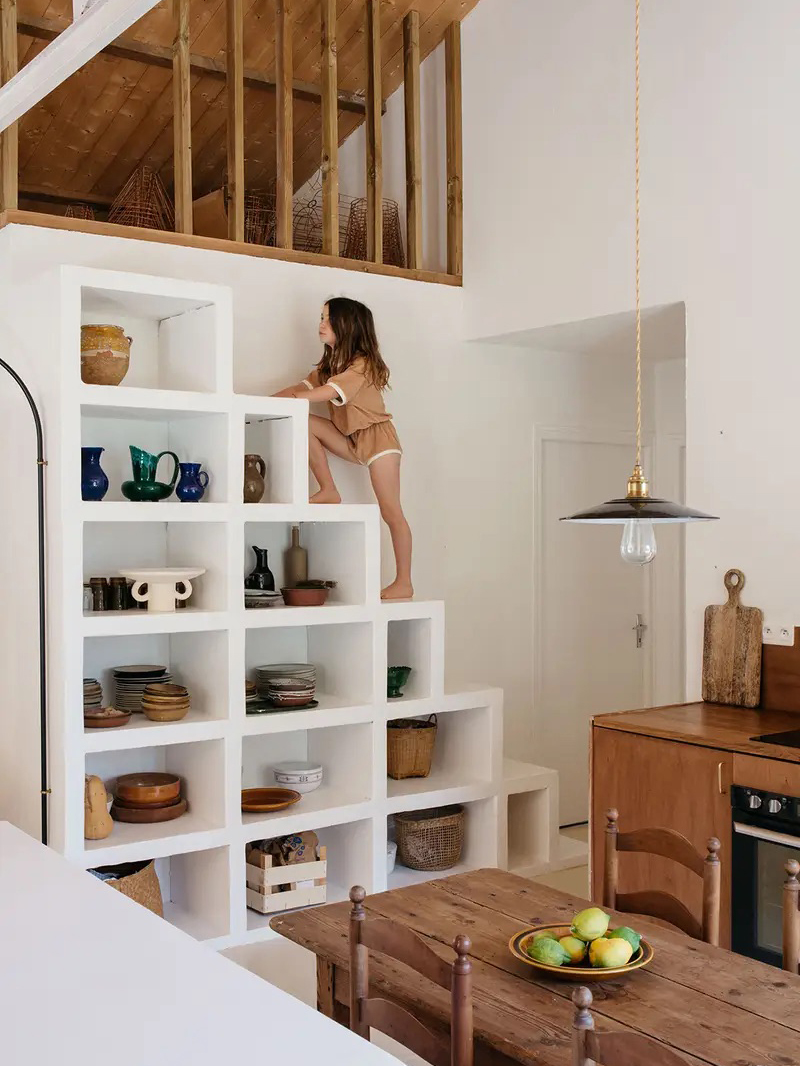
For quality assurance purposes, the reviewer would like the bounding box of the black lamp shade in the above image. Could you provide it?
[560,497,719,524]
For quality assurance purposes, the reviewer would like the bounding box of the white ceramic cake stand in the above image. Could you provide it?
[118,568,206,613]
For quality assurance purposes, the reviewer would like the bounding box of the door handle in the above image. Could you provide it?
[717,761,727,796]
[633,613,647,649]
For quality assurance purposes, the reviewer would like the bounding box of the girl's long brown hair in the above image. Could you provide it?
[318,297,390,389]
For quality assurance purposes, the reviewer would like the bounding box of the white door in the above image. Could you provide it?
[535,432,651,826]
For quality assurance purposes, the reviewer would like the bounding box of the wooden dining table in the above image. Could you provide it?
[270,867,800,1066]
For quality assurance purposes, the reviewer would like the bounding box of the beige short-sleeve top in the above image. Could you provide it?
[303,357,393,437]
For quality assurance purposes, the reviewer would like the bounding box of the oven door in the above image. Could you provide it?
[732,814,800,967]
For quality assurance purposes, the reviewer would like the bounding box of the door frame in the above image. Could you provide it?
[532,424,659,759]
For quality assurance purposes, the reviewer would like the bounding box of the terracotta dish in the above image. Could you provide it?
[281,586,329,607]
[508,924,654,982]
[84,709,131,729]
[241,787,302,813]
[115,772,181,806]
[111,797,188,824]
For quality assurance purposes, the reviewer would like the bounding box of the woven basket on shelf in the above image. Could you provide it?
[94,859,164,917]
[387,716,437,780]
[394,804,465,872]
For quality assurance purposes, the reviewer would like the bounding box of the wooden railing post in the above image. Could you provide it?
[365,0,382,263]
[445,20,463,276]
[0,0,18,212]
[403,10,421,270]
[275,0,293,249]
[320,0,338,256]
[226,0,244,242]
[172,0,192,234]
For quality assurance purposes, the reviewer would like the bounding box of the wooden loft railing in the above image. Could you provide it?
[0,0,464,287]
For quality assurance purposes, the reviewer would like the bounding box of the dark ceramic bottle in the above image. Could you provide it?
[81,447,109,501]
[176,462,209,502]
[245,546,275,591]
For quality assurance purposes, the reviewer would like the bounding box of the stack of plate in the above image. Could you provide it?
[245,680,259,706]
[244,589,282,610]
[83,678,102,713]
[256,663,317,708]
[113,665,172,714]
[141,682,190,722]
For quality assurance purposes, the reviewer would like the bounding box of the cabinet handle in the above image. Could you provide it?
[718,761,725,795]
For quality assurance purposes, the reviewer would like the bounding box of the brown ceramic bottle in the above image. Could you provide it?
[284,525,308,587]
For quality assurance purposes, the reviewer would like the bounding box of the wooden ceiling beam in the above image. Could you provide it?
[17,14,370,115]
[19,183,113,206]
[0,0,162,132]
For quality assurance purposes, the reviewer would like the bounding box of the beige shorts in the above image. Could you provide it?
[347,422,403,466]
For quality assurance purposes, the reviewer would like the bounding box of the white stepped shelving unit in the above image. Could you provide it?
[0,265,562,952]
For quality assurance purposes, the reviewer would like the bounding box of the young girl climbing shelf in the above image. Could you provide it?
[274,297,413,602]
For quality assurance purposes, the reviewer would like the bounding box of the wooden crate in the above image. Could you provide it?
[245,845,327,915]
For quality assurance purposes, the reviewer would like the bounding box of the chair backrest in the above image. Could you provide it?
[348,885,473,1066]
[783,859,800,974]
[603,808,721,945]
[572,987,690,1066]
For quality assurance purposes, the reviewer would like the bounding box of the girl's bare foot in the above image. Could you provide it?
[381,580,414,601]
[310,489,341,504]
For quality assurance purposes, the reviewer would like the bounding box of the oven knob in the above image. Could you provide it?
[747,793,762,810]
[768,798,784,814]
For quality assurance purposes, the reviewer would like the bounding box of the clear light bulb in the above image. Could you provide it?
[620,519,657,565]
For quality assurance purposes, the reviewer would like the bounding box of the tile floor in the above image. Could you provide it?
[226,824,590,1065]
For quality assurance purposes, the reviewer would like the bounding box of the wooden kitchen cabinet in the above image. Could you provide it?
[591,726,733,946]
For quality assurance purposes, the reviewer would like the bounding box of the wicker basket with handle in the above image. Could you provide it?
[93,859,164,917]
[393,804,465,871]
[387,715,437,780]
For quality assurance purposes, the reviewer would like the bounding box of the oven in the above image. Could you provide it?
[731,784,800,967]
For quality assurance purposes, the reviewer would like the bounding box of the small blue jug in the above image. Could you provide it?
[176,462,209,502]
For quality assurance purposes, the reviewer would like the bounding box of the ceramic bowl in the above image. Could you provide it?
[141,704,190,723]
[387,665,412,699]
[273,761,324,794]
[281,586,329,607]
[508,924,655,982]
[115,772,181,806]
[241,787,302,813]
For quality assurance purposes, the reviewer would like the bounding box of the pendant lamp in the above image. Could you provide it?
[560,0,718,564]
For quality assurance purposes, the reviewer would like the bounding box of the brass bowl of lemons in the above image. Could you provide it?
[509,908,654,983]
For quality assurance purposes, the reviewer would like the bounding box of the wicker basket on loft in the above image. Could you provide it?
[108,166,175,231]
[342,197,405,267]
[64,204,96,221]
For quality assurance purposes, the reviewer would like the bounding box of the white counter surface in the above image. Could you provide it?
[0,822,397,1065]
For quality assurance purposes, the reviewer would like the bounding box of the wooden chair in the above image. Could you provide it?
[348,885,473,1066]
[603,808,721,945]
[783,858,800,974]
[572,986,690,1066]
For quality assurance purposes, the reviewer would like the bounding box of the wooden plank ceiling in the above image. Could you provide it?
[15,0,480,209]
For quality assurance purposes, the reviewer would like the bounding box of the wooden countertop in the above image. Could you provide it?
[594,701,800,763]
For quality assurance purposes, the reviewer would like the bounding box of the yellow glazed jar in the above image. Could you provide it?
[81,324,132,386]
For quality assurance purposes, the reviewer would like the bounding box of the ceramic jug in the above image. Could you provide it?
[122,445,179,502]
[244,454,266,503]
[81,446,109,501]
[176,462,209,502]
[245,546,275,591]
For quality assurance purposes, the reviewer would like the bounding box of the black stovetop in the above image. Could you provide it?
[751,727,800,748]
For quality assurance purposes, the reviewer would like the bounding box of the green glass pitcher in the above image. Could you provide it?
[121,445,180,502]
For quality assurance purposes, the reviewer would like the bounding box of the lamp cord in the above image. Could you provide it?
[634,0,642,471]
[0,358,49,846]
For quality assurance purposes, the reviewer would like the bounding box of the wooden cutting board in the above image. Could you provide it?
[702,569,763,708]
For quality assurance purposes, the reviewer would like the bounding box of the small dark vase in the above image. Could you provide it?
[81,447,109,501]
[245,546,275,591]
[176,462,209,502]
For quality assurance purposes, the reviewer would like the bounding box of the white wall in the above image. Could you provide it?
[460,0,800,695]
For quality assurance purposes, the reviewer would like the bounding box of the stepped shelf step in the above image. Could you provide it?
[81,502,229,523]
[83,711,226,751]
[82,609,227,636]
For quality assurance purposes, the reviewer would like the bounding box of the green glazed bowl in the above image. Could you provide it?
[387,666,412,699]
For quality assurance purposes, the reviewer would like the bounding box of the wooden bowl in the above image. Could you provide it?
[111,797,188,824]
[84,709,131,729]
[241,787,301,813]
[281,586,329,607]
[141,704,190,722]
[115,772,181,806]
[509,925,654,982]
